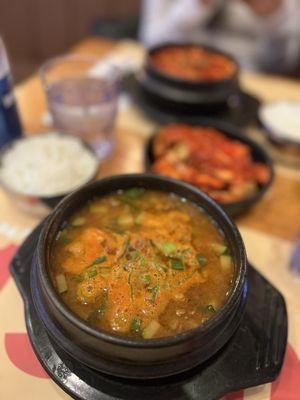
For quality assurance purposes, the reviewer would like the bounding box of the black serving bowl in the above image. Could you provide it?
[145,120,274,216]
[31,173,247,379]
[139,43,240,113]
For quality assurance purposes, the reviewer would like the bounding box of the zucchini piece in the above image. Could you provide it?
[142,320,161,339]
[211,243,228,255]
[220,254,232,270]
[56,274,68,294]
[72,217,86,227]
[89,204,108,214]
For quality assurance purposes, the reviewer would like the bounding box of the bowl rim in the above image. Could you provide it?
[145,119,274,211]
[145,42,239,87]
[39,54,120,90]
[259,100,300,148]
[0,132,99,199]
[37,173,247,349]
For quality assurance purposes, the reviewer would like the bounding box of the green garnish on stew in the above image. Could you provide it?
[87,290,108,321]
[170,259,184,270]
[197,304,216,313]
[151,285,159,303]
[140,258,147,267]
[73,274,84,282]
[141,274,151,285]
[207,304,216,312]
[163,242,177,254]
[196,253,207,267]
[131,318,142,333]
[125,188,145,199]
[91,256,107,265]
[87,269,97,278]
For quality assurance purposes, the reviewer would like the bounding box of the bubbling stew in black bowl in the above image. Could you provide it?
[50,189,234,339]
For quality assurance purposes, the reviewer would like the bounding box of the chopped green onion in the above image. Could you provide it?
[72,217,86,227]
[170,259,184,270]
[91,256,107,265]
[163,242,177,254]
[87,308,104,322]
[130,284,134,301]
[73,274,84,282]
[207,304,216,312]
[154,262,168,273]
[87,269,97,279]
[128,271,134,301]
[118,239,130,260]
[196,253,207,267]
[142,320,161,339]
[211,243,228,255]
[56,274,68,294]
[140,258,147,267]
[197,304,216,314]
[87,290,108,321]
[131,319,142,334]
[129,250,139,261]
[125,188,145,199]
[141,274,151,285]
[122,198,140,212]
[220,255,232,270]
[151,285,159,303]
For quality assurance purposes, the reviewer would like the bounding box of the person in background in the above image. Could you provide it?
[139,0,300,74]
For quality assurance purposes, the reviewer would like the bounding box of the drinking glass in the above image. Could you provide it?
[40,55,119,161]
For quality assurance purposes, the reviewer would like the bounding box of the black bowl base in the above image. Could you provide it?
[122,75,260,128]
[10,223,287,400]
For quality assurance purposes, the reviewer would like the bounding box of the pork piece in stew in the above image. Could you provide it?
[50,189,234,339]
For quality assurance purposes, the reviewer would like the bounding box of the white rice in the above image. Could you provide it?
[260,101,300,143]
[0,132,98,196]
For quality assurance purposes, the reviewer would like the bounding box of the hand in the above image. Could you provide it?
[242,0,283,16]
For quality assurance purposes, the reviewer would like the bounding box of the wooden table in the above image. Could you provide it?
[0,37,299,400]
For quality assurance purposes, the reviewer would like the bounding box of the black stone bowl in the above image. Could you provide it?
[145,120,274,216]
[31,173,247,379]
[139,43,240,113]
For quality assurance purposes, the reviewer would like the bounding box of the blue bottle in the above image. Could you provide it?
[0,37,22,149]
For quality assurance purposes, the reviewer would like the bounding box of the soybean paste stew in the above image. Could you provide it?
[50,189,234,339]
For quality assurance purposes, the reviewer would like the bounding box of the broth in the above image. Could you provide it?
[50,190,234,339]
[150,45,236,82]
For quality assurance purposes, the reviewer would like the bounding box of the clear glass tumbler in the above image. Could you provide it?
[40,55,119,161]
